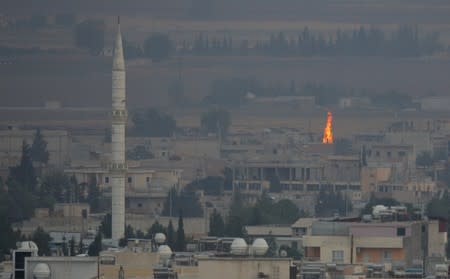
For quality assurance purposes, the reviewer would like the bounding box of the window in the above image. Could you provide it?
[387,151,391,158]
[127,177,132,183]
[105,177,109,183]
[375,151,380,157]
[397,227,406,236]
[383,250,392,260]
[138,203,142,208]
[398,151,406,157]
[146,177,150,182]
[332,250,344,263]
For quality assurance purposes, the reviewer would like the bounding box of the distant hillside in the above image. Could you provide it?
[5,0,450,24]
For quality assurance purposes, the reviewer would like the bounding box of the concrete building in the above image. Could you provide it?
[197,257,293,279]
[230,155,361,195]
[24,257,98,279]
[301,219,447,268]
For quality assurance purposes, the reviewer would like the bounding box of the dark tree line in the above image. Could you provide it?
[131,108,177,137]
[203,77,413,108]
[162,188,204,217]
[97,24,443,63]
[315,190,353,217]
[209,191,307,237]
[180,25,442,58]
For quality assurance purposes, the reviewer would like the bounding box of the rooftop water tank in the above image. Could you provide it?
[154,233,166,244]
[230,238,248,256]
[32,263,51,279]
[158,245,172,261]
[252,238,269,256]
[17,241,39,254]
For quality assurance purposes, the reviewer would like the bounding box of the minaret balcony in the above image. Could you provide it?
[108,162,128,173]
[112,109,128,123]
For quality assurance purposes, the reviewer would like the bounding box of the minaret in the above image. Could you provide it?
[110,17,127,241]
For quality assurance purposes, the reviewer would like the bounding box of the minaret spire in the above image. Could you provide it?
[110,17,127,242]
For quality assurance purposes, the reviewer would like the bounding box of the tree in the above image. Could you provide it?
[175,212,186,252]
[88,231,102,256]
[269,175,282,193]
[143,33,172,62]
[39,170,70,207]
[87,177,101,213]
[74,19,105,55]
[225,215,246,237]
[7,142,38,222]
[32,227,51,256]
[208,209,225,237]
[200,108,231,139]
[126,145,154,160]
[69,237,76,256]
[315,190,352,217]
[0,179,21,260]
[131,108,177,137]
[9,141,37,193]
[147,221,166,237]
[266,234,277,257]
[100,213,112,238]
[30,128,49,164]
[162,188,203,217]
[78,238,84,255]
[248,206,263,226]
[167,220,175,249]
[120,225,136,247]
[184,176,224,196]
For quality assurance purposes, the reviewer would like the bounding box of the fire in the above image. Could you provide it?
[322,111,334,144]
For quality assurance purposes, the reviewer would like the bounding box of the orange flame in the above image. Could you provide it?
[322,111,333,144]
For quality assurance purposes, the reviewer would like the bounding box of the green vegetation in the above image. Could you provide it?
[167,220,175,249]
[30,128,49,164]
[181,25,442,58]
[185,176,224,196]
[200,108,231,138]
[32,227,51,256]
[208,191,306,237]
[315,190,353,217]
[126,145,154,160]
[131,108,177,137]
[175,213,186,252]
[88,231,102,256]
[100,213,112,238]
[209,209,225,237]
[162,188,204,217]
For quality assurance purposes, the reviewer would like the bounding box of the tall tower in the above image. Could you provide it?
[110,18,127,241]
